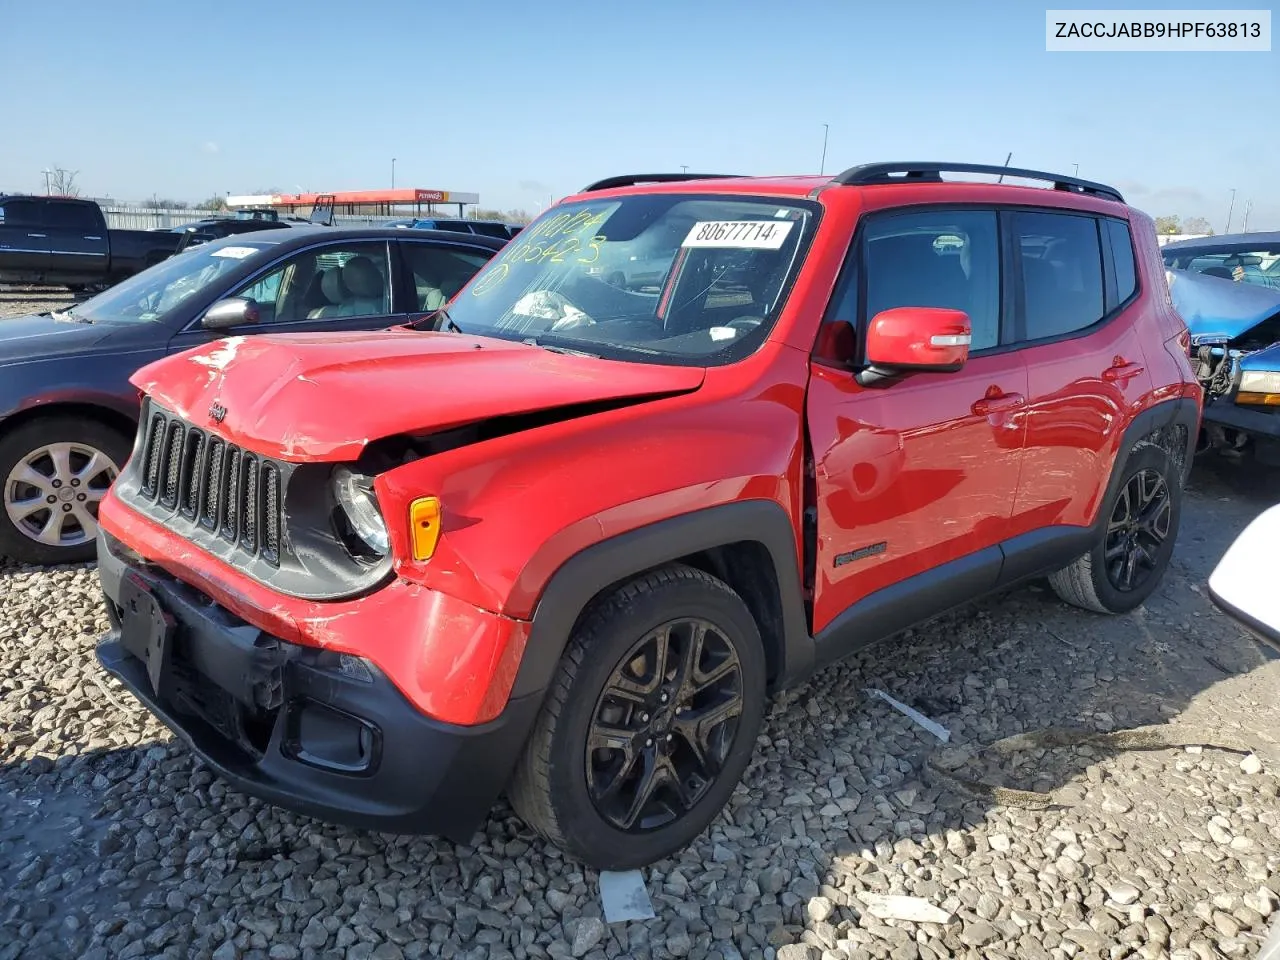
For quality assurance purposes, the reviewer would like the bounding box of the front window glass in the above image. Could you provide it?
[77,240,278,324]
[229,242,392,323]
[443,196,816,364]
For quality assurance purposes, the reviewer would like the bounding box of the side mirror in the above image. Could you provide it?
[202,297,260,330]
[1208,504,1280,649]
[858,306,972,386]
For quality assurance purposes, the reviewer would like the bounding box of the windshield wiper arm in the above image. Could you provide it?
[521,337,598,358]
[407,307,462,333]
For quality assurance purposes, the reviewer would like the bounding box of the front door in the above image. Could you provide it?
[0,199,49,278]
[167,240,406,353]
[805,207,1027,654]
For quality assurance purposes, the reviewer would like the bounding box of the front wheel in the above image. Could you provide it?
[0,417,131,565]
[508,564,767,870]
[1049,441,1182,614]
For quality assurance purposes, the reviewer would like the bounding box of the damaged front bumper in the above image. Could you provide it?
[95,531,541,842]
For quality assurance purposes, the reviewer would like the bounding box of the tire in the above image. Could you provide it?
[1049,441,1183,614]
[508,564,767,870]
[0,416,132,566]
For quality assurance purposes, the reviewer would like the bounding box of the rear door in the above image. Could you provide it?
[1006,209,1154,541]
[43,201,109,280]
[0,199,49,276]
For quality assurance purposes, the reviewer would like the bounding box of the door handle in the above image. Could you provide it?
[1103,361,1145,383]
[971,392,1026,416]
[27,232,47,238]
[84,235,102,241]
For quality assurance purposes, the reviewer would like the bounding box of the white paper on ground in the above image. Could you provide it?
[599,869,656,923]
[858,892,955,924]
[864,687,952,743]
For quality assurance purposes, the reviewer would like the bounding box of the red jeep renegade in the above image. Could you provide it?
[95,163,1202,869]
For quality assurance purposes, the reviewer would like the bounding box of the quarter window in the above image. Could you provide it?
[1013,212,1105,341]
[1105,219,1138,304]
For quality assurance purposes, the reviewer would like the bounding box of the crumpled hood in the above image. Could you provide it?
[0,312,114,366]
[131,329,706,461]
[1166,268,1280,342]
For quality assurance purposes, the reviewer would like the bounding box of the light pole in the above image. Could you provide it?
[42,169,52,195]
[1073,163,1079,176]
[391,158,397,190]
[680,165,688,173]
[1225,188,1236,233]
[820,124,829,175]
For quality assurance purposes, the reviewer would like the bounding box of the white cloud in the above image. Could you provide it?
[201,141,220,154]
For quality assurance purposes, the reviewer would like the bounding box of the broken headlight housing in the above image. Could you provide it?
[331,466,390,558]
[1239,370,1280,405]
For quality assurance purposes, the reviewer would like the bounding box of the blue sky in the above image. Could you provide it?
[2,0,1275,229]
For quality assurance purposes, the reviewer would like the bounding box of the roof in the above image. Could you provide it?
[1162,231,1280,252]
[199,225,509,252]
[567,163,1128,208]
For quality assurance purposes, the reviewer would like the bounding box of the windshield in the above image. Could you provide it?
[78,240,278,324]
[1164,243,1280,291]
[443,195,817,364]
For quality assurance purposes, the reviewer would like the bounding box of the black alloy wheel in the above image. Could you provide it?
[585,617,744,832]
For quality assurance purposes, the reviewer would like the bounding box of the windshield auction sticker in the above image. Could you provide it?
[681,220,795,250]
[210,246,260,259]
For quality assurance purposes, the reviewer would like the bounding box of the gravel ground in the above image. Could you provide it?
[2,290,1279,959]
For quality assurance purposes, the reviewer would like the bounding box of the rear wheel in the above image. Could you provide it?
[508,564,766,870]
[1049,442,1182,614]
[0,417,131,565]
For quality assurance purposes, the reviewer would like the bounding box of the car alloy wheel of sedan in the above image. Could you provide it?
[4,442,120,548]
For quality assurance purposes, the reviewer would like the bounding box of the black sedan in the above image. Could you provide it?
[0,226,504,565]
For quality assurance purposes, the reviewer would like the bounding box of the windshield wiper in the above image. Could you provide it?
[407,307,462,333]
[521,337,599,358]
[49,308,92,324]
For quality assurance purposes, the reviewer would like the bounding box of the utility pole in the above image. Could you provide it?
[1225,188,1236,234]
[1242,199,1252,233]
[1073,163,1079,176]
[820,123,829,175]
[391,158,396,190]
[42,169,52,195]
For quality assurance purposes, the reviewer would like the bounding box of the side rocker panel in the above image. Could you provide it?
[509,499,814,699]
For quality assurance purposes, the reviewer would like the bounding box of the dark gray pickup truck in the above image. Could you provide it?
[0,195,184,290]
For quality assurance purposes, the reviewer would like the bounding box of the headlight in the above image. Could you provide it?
[1238,370,1280,406]
[331,467,389,556]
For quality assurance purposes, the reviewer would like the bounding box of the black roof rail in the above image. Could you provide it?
[581,173,742,193]
[826,162,1124,203]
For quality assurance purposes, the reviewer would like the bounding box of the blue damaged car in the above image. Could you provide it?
[1163,232,1280,465]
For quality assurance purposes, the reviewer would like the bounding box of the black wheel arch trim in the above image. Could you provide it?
[509,499,815,700]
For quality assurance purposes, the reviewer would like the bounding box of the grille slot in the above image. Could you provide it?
[130,409,283,567]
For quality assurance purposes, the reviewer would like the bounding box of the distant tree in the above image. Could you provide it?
[471,208,508,221]
[1182,216,1213,235]
[152,199,189,209]
[504,208,533,224]
[1154,215,1181,235]
[198,195,228,212]
[47,166,81,197]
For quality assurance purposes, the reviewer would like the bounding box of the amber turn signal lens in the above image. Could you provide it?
[409,497,442,561]
[1237,392,1280,407]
